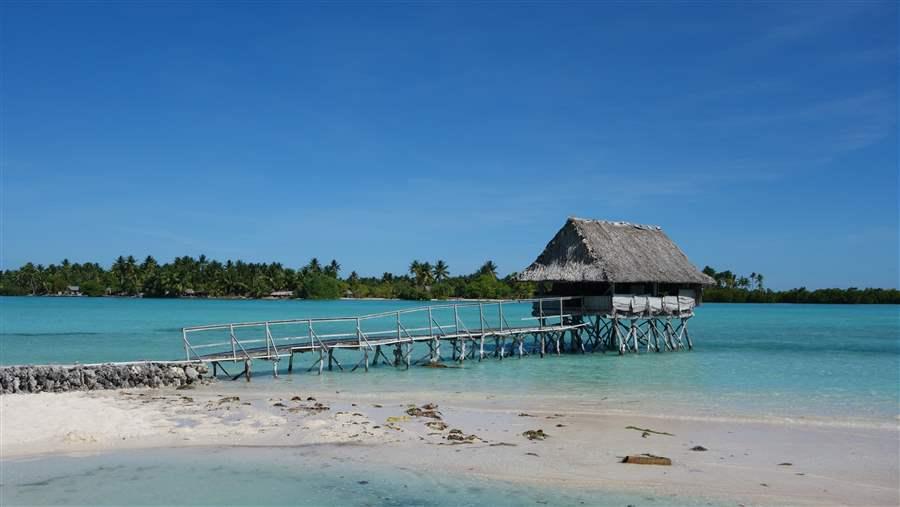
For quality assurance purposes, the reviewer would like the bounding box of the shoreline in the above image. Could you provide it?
[2,384,898,506]
[6,294,900,305]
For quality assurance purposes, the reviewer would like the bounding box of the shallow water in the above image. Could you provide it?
[1,297,898,422]
[0,447,723,506]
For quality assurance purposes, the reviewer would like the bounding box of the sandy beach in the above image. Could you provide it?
[3,383,897,506]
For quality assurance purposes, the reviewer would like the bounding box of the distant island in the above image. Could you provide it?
[1,256,897,304]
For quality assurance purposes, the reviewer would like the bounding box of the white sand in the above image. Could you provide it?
[2,385,898,506]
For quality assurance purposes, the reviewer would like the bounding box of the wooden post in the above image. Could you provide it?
[288,353,294,372]
[429,307,438,364]
[538,300,545,358]
[631,319,638,354]
[230,324,237,361]
[479,303,485,334]
[615,318,624,355]
[455,305,465,363]
[328,348,334,371]
[684,318,693,350]
[244,359,252,382]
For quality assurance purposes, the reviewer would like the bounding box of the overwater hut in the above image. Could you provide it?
[518,217,714,353]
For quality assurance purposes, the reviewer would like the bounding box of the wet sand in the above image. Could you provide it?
[2,385,898,506]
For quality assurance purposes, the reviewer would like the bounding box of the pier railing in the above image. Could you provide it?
[181,296,583,362]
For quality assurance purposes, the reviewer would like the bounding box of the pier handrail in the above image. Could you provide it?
[181,296,582,332]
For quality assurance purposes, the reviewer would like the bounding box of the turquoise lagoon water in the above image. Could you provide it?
[0,447,724,506]
[1,297,898,422]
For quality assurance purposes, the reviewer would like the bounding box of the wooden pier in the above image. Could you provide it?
[181,296,695,380]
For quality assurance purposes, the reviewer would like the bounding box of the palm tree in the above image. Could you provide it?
[124,255,139,294]
[16,262,40,295]
[409,260,422,285]
[421,262,434,286]
[325,259,341,278]
[141,255,158,271]
[306,258,322,274]
[479,260,498,278]
[112,256,128,293]
[433,260,449,282]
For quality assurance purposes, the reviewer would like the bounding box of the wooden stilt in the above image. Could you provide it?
[616,320,624,352]
[684,318,693,350]
[393,344,402,367]
[630,319,638,354]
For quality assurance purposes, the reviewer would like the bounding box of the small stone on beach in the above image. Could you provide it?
[522,429,548,441]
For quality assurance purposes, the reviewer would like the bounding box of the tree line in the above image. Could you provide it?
[0,256,534,300]
[1,258,896,304]
[701,266,900,304]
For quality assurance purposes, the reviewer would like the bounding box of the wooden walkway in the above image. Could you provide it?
[181,296,694,379]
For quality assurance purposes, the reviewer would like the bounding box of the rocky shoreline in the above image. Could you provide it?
[0,362,211,394]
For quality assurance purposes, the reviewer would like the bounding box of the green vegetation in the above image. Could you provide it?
[0,256,534,301]
[1,259,895,303]
[702,266,900,304]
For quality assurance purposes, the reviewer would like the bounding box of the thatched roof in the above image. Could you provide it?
[518,218,715,285]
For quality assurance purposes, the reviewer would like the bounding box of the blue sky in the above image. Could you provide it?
[1,2,897,289]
